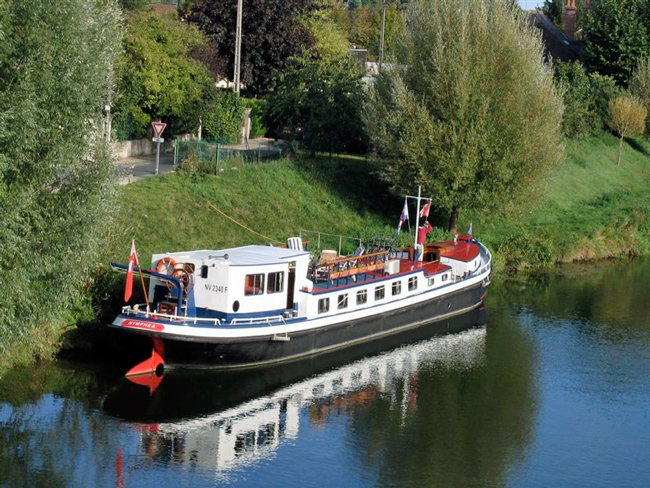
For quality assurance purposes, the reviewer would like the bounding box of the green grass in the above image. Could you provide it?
[464,133,650,271]
[110,134,650,273]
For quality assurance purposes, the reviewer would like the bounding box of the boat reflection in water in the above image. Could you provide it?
[104,307,486,479]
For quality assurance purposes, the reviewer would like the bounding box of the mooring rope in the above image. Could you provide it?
[206,201,284,245]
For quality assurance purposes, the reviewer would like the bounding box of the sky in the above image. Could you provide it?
[518,0,543,10]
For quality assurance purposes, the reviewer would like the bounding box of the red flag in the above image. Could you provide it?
[419,200,431,218]
[124,239,140,302]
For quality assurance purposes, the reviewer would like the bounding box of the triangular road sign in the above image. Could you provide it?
[152,122,166,137]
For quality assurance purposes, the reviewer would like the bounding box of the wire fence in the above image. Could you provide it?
[174,139,286,175]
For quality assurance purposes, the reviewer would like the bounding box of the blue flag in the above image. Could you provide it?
[397,199,409,234]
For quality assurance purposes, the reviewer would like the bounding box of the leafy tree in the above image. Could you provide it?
[0,0,122,368]
[181,0,315,96]
[264,53,367,155]
[583,0,650,86]
[608,96,647,164]
[112,11,215,139]
[365,0,563,232]
[554,61,621,137]
[629,56,650,135]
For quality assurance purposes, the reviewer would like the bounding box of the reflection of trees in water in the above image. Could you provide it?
[497,257,650,333]
[343,307,537,488]
[0,362,122,488]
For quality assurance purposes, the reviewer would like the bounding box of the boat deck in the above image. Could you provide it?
[311,239,479,291]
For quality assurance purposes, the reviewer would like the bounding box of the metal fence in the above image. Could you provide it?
[174,139,285,175]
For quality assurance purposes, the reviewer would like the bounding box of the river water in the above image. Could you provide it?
[1,258,648,487]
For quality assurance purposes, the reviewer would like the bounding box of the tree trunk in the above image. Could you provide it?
[617,135,624,165]
[448,206,459,234]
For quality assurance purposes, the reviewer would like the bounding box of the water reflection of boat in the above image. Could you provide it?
[103,307,486,478]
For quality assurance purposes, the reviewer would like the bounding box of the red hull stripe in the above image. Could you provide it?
[122,319,165,332]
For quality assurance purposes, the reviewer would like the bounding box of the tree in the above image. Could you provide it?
[608,96,647,164]
[554,61,621,138]
[112,11,215,139]
[264,53,368,155]
[583,0,650,86]
[0,0,122,367]
[629,56,650,135]
[365,0,563,232]
[182,0,315,96]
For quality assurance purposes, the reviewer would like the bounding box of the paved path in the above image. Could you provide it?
[115,137,283,185]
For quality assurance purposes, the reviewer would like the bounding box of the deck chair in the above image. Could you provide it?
[287,237,303,251]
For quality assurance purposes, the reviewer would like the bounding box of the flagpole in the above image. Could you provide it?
[414,186,421,255]
[138,264,150,313]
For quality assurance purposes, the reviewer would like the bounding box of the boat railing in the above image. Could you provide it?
[230,315,286,326]
[121,306,224,326]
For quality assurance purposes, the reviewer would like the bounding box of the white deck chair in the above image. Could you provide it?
[287,237,303,251]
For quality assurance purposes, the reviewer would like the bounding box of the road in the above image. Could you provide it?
[115,152,176,185]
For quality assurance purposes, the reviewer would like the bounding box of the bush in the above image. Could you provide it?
[554,61,621,138]
[203,90,243,142]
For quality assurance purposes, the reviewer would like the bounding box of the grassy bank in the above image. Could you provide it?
[464,133,650,271]
[5,133,648,372]
[109,132,649,271]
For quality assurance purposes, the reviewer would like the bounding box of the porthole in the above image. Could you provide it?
[233,300,240,312]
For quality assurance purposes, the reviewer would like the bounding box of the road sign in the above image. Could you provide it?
[152,136,164,143]
[152,122,166,137]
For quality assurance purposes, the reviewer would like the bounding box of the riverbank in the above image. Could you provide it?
[1,133,648,374]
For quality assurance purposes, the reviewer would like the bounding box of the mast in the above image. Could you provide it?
[405,186,432,261]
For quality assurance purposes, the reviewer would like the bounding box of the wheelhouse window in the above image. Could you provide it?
[392,281,402,296]
[408,276,418,291]
[245,274,264,295]
[375,285,385,301]
[356,289,368,305]
[338,294,348,309]
[267,271,284,294]
[318,297,330,314]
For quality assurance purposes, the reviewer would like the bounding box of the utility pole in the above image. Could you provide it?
[379,2,387,72]
[233,0,243,94]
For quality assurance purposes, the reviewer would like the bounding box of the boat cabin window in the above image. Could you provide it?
[442,274,448,282]
[245,274,264,295]
[408,276,417,291]
[392,281,401,296]
[428,277,435,287]
[318,298,330,314]
[201,265,209,278]
[375,285,385,301]
[338,294,348,309]
[356,290,367,305]
[267,271,284,294]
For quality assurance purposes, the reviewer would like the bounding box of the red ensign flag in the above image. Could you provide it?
[419,200,431,218]
[124,239,140,302]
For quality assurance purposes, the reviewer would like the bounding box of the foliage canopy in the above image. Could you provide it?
[583,0,650,86]
[629,56,650,135]
[113,11,215,139]
[0,0,122,365]
[182,0,315,96]
[365,0,564,230]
